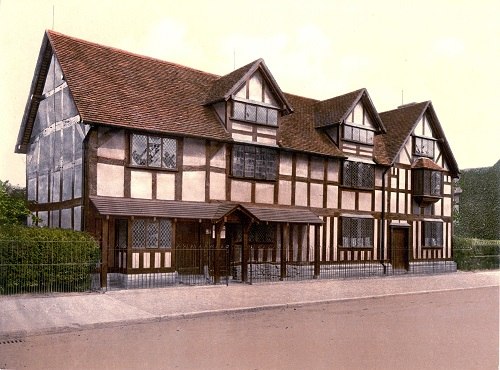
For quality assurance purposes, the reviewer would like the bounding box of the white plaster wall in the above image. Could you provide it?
[279,153,293,176]
[443,197,452,217]
[256,136,277,145]
[398,193,405,214]
[295,155,308,178]
[327,160,339,182]
[210,172,226,200]
[97,163,124,197]
[232,122,253,132]
[390,192,397,213]
[399,169,406,190]
[358,192,372,212]
[310,157,324,180]
[256,126,276,136]
[97,129,125,160]
[278,180,292,205]
[231,180,252,202]
[434,199,442,216]
[374,190,382,212]
[183,138,206,166]
[232,132,253,142]
[327,185,338,209]
[255,183,274,204]
[443,184,451,195]
[210,145,226,169]
[182,171,206,201]
[157,172,175,200]
[341,191,355,210]
[131,170,152,199]
[310,183,323,208]
[295,181,308,206]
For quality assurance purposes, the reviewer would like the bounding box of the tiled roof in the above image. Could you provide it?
[412,157,445,171]
[90,196,322,224]
[314,89,364,128]
[376,102,429,165]
[205,59,260,104]
[278,93,345,157]
[47,30,231,141]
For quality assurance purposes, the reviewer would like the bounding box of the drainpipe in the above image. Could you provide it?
[380,166,390,274]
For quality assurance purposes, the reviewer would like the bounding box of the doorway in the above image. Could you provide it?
[391,227,409,270]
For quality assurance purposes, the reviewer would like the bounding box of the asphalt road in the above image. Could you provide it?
[0,286,498,370]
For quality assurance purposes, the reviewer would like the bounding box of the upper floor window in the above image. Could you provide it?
[412,169,443,198]
[130,133,177,169]
[413,136,435,158]
[232,101,278,126]
[341,217,373,248]
[131,218,173,249]
[423,221,443,248]
[342,161,375,189]
[343,125,374,145]
[232,144,277,180]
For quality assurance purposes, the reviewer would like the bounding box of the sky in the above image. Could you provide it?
[1,0,499,186]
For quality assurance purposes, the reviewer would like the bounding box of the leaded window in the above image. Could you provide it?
[413,136,435,158]
[132,219,173,249]
[232,144,277,180]
[232,101,278,126]
[130,134,177,169]
[423,221,443,247]
[342,161,375,189]
[341,217,373,248]
[343,125,374,145]
[412,169,443,198]
[249,224,275,244]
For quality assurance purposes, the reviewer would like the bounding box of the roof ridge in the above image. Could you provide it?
[379,100,429,115]
[46,29,221,79]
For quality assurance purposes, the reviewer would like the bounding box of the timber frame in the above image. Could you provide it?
[15,31,460,286]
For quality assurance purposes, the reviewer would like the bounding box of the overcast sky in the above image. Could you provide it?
[1,0,499,186]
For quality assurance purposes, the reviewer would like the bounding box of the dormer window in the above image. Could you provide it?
[413,136,435,158]
[232,101,278,126]
[343,125,374,145]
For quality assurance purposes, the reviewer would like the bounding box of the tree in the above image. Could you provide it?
[0,180,32,226]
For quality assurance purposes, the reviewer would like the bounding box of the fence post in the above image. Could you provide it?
[314,224,320,278]
[100,218,109,290]
[281,223,289,281]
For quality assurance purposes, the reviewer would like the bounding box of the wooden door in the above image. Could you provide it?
[391,228,409,270]
[175,222,203,274]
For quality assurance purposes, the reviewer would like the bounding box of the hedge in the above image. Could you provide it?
[453,237,500,271]
[0,225,100,294]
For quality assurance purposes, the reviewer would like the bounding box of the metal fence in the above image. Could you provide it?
[0,240,100,295]
[1,241,497,294]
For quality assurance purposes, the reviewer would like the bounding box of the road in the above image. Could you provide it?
[0,286,498,370]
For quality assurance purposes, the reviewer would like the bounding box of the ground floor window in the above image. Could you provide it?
[423,221,443,247]
[131,218,173,249]
[341,217,373,248]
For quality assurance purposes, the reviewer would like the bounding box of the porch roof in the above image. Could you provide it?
[90,196,323,224]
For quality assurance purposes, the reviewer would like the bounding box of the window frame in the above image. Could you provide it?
[231,100,279,127]
[342,124,375,145]
[412,168,443,202]
[413,136,436,159]
[131,218,173,249]
[231,144,278,181]
[340,217,374,249]
[129,133,177,170]
[342,161,375,190]
[422,221,443,248]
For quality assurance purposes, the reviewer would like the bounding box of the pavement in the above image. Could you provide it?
[0,270,498,340]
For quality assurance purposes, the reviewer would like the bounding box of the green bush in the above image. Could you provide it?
[0,225,100,294]
[453,237,500,271]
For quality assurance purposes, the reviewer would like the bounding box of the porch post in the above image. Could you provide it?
[281,223,289,280]
[100,217,109,289]
[214,223,222,284]
[314,224,321,278]
[242,222,251,283]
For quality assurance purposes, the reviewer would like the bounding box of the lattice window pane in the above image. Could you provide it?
[232,145,245,177]
[366,130,374,145]
[131,134,147,166]
[344,125,353,141]
[233,101,245,120]
[158,219,173,248]
[342,218,373,248]
[162,137,177,169]
[256,106,267,124]
[424,222,443,247]
[267,109,278,125]
[255,147,266,180]
[250,224,275,243]
[265,149,277,180]
[148,136,161,167]
[132,219,146,248]
[244,146,255,177]
[430,171,442,196]
[147,220,159,248]
[245,104,257,122]
[117,220,128,249]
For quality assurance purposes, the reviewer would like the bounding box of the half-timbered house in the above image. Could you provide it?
[15,31,460,287]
